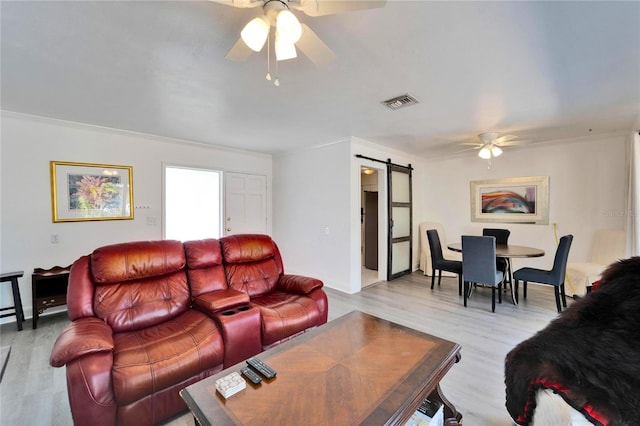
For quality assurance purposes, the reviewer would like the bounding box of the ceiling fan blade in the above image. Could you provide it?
[453,146,483,154]
[225,38,253,61]
[208,0,264,8]
[497,140,530,147]
[296,24,336,67]
[494,134,518,144]
[297,0,386,17]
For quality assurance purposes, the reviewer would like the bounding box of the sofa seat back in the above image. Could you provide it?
[220,234,283,297]
[90,240,190,332]
[184,238,228,296]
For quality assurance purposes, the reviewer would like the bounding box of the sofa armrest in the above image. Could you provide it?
[50,317,114,367]
[193,289,250,314]
[277,274,323,295]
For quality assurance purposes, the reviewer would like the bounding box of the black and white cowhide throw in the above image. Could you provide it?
[504,256,640,425]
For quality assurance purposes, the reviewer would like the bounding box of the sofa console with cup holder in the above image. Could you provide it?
[49,234,327,426]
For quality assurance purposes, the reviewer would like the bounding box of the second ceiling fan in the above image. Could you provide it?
[465,132,527,159]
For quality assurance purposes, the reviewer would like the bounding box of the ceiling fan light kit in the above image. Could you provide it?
[240,17,270,52]
[474,132,513,161]
[490,145,503,157]
[478,146,492,160]
[275,32,297,61]
[218,0,387,85]
[275,9,302,43]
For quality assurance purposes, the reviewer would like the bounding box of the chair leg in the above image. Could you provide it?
[458,274,462,296]
[437,270,442,287]
[431,270,436,289]
[523,282,528,299]
[463,282,468,307]
[561,284,567,307]
[554,286,562,313]
[491,287,496,312]
[514,280,519,304]
[498,282,502,304]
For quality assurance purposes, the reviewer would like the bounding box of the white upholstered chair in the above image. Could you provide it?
[419,222,461,276]
[565,229,626,297]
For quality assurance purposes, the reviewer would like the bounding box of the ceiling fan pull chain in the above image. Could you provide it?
[265,30,272,81]
[274,55,280,87]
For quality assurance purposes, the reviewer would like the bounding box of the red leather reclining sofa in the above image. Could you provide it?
[50,234,327,426]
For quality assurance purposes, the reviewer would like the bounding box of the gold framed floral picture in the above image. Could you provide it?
[50,161,134,222]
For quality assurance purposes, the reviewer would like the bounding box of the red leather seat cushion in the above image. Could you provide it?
[112,310,223,405]
[252,292,321,346]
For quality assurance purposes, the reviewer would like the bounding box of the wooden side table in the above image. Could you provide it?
[0,271,26,331]
[31,266,71,329]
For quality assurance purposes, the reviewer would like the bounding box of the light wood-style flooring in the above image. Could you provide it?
[0,272,563,425]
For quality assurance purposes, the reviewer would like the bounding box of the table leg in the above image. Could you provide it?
[428,384,462,426]
[510,265,518,305]
[10,277,24,331]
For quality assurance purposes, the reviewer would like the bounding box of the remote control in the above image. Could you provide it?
[246,357,277,379]
[240,366,262,384]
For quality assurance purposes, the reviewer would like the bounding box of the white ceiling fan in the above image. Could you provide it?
[211,0,386,69]
[463,132,526,160]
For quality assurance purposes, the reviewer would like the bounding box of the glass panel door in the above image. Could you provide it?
[387,164,413,280]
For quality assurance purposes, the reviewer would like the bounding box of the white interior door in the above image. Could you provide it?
[224,172,267,235]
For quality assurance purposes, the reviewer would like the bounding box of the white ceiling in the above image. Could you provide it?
[2,1,639,158]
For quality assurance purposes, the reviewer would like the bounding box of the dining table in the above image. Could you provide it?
[447,242,545,304]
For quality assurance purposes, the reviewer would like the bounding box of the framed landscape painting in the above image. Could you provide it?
[50,161,134,222]
[470,176,549,224]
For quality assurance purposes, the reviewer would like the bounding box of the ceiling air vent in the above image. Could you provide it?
[381,94,420,110]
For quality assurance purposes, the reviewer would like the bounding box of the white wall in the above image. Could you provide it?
[421,133,627,272]
[273,136,431,295]
[0,112,272,321]
[272,140,352,292]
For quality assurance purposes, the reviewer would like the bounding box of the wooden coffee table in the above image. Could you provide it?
[180,310,462,425]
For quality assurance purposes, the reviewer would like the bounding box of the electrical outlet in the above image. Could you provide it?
[147,216,157,226]
[324,227,330,235]
[51,234,60,244]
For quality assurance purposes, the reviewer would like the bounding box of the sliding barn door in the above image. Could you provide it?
[387,163,413,280]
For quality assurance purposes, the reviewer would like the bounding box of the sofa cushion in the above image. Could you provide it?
[225,258,279,297]
[112,309,223,405]
[252,292,321,346]
[184,239,228,296]
[94,270,191,333]
[184,238,223,269]
[221,234,276,263]
[91,240,186,284]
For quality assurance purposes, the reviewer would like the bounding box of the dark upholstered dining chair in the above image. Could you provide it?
[513,235,574,313]
[462,235,505,312]
[483,228,511,278]
[426,229,463,295]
